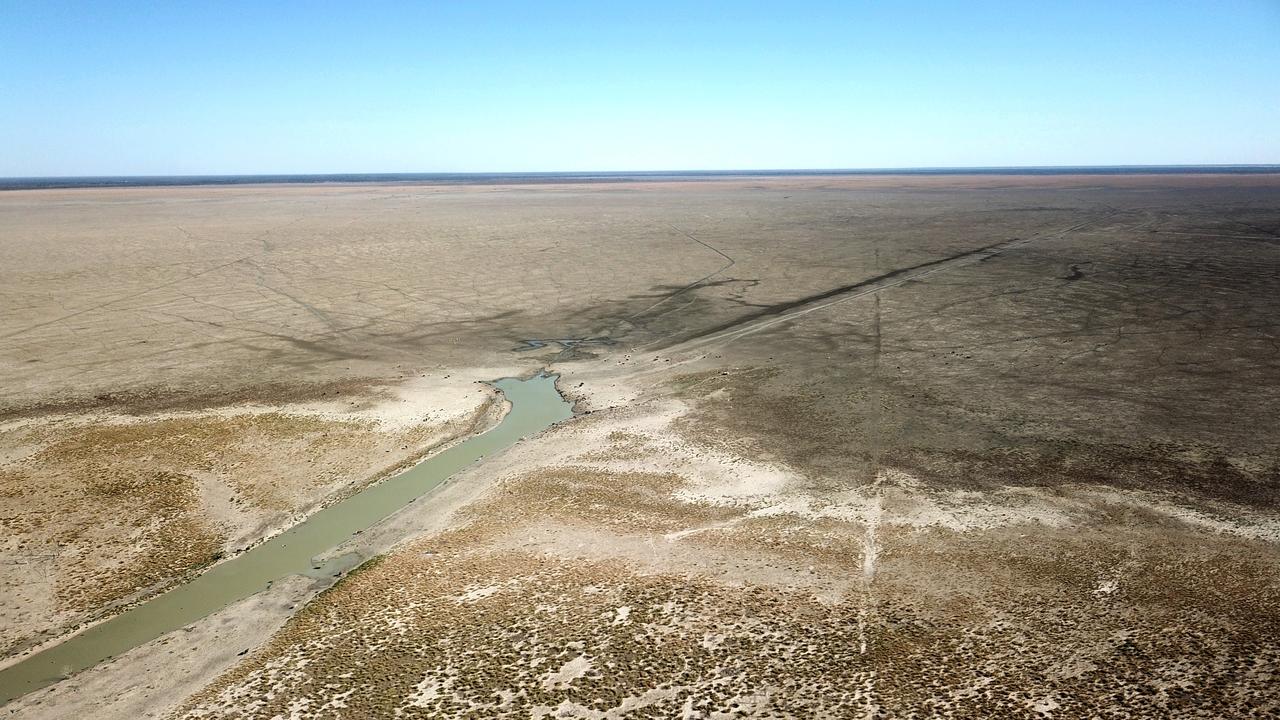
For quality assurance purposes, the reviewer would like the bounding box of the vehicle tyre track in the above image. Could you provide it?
[657,212,1116,354]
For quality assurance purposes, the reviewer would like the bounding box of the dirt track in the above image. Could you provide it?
[3,175,1279,717]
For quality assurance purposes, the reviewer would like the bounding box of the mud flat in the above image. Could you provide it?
[2,174,1279,717]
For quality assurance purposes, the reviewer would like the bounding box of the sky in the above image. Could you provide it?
[2,1,1279,176]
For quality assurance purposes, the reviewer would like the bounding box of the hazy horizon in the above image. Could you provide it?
[5,164,1280,187]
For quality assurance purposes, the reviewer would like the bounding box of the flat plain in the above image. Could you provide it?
[2,174,1278,718]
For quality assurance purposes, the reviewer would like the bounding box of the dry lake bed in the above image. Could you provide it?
[2,174,1278,718]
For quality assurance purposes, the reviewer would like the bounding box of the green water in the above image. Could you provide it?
[0,373,572,706]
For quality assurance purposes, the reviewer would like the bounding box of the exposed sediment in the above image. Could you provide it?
[2,175,1278,717]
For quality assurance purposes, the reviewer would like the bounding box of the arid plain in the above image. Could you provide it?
[2,175,1278,718]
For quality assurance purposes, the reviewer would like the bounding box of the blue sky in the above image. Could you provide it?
[2,1,1278,175]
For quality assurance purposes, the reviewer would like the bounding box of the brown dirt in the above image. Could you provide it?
[3,175,1278,718]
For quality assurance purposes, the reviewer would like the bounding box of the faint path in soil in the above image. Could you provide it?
[655,211,1116,355]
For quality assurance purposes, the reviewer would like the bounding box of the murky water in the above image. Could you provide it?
[0,373,572,706]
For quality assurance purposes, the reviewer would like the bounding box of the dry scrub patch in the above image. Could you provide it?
[887,442,1280,507]
[174,445,1280,718]
[178,547,879,719]
[867,524,1280,717]
[466,467,743,535]
[0,388,498,657]
[163,386,1280,718]
[173,420,885,718]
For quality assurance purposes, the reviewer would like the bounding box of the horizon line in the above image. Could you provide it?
[3,164,1279,190]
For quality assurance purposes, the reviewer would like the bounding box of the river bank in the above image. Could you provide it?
[3,175,1278,716]
[3,372,573,713]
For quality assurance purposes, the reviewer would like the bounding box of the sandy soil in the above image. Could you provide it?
[0,370,505,658]
[2,174,1279,717]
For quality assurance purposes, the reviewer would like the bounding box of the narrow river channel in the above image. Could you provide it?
[0,372,573,706]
